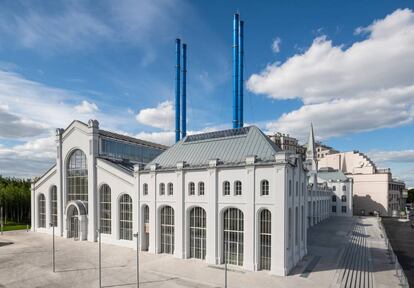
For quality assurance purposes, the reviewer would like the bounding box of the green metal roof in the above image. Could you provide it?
[146,126,281,169]
[317,170,349,181]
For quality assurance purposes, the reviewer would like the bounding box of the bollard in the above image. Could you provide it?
[26,225,29,232]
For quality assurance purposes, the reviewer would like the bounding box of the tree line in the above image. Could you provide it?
[0,176,31,224]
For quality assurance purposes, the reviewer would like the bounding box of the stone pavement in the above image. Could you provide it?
[0,217,401,288]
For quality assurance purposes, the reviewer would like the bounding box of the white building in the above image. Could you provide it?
[32,120,312,276]
[317,168,353,217]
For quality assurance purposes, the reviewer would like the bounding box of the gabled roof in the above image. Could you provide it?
[146,126,281,169]
[99,129,168,150]
[318,169,348,181]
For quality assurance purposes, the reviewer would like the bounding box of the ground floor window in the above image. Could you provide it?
[119,194,133,240]
[223,208,244,266]
[342,206,347,213]
[160,206,174,254]
[259,209,271,270]
[39,194,46,228]
[332,206,337,213]
[189,207,206,259]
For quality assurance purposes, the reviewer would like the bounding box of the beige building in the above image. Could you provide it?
[318,151,406,216]
[268,132,306,157]
[314,143,339,161]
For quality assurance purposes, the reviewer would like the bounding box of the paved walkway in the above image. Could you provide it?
[0,217,401,288]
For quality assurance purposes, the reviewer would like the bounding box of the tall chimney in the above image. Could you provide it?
[181,43,187,139]
[175,38,181,142]
[232,13,240,129]
[238,20,244,128]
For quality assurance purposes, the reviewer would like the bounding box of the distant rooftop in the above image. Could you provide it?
[146,126,281,169]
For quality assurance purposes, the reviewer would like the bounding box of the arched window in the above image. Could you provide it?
[142,205,150,251]
[100,184,111,234]
[167,183,174,195]
[223,181,230,196]
[189,182,195,195]
[223,208,244,266]
[289,180,292,196]
[296,181,298,196]
[332,195,337,202]
[259,209,271,270]
[160,206,174,254]
[260,180,269,196]
[67,149,88,206]
[39,194,46,228]
[143,183,148,195]
[119,194,133,240]
[190,207,207,259]
[198,182,205,196]
[342,185,346,192]
[159,183,165,195]
[234,181,242,196]
[50,186,58,227]
[341,195,347,202]
[332,186,336,191]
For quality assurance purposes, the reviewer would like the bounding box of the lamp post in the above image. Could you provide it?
[49,223,55,272]
[97,228,101,288]
[133,232,139,288]
[0,206,3,235]
[224,233,228,288]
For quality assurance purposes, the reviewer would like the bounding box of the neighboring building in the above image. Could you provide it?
[389,178,407,212]
[305,124,333,227]
[268,132,306,157]
[317,168,353,217]
[314,142,339,161]
[32,121,314,276]
[319,151,406,216]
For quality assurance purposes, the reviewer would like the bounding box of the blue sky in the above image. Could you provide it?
[0,0,413,186]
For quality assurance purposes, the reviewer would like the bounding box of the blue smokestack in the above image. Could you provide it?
[238,20,244,128]
[232,13,239,129]
[181,43,187,139]
[175,38,181,142]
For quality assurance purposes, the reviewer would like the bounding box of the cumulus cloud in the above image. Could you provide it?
[367,149,414,164]
[0,105,47,138]
[135,131,175,146]
[74,100,99,114]
[271,37,281,53]
[136,101,174,130]
[248,9,414,139]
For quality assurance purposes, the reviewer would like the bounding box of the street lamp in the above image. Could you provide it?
[49,223,55,272]
[97,228,101,288]
[133,232,139,288]
[224,232,228,288]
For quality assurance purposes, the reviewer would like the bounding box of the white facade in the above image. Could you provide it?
[32,121,313,276]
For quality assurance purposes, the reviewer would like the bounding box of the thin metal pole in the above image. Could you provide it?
[97,229,101,288]
[53,225,55,272]
[0,206,3,235]
[133,233,139,288]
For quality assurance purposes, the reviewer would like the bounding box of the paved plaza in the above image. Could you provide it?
[0,217,402,288]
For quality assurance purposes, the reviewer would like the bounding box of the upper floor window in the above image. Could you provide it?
[189,182,195,195]
[234,181,242,196]
[295,181,298,196]
[168,183,174,195]
[342,185,346,192]
[332,195,337,202]
[332,186,336,191]
[223,181,230,196]
[198,182,205,195]
[159,183,165,195]
[260,180,269,196]
[67,149,88,206]
[289,180,292,196]
[341,195,347,202]
[143,183,148,195]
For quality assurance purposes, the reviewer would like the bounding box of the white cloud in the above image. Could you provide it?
[271,37,281,53]
[367,150,414,164]
[74,100,99,114]
[248,9,414,139]
[135,131,175,146]
[136,101,174,130]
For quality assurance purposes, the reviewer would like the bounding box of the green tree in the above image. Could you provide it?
[0,176,31,224]
[408,188,414,204]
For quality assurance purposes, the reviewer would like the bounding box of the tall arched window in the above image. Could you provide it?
[341,195,347,202]
[198,182,205,196]
[189,182,195,195]
[100,184,111,234]
[143,183,148,195]
[342,185,347,192]
[119,194,132,240]
[167,183,174,195]
[260,180,269,196]
[223,208,244,266]
[332,195,337,202]
[223,181,230,196]
[159,183,165,195]
[39,194,46,228]
[190,207,207,259]
[333,186,336,191]
[234,181,242,196]
[142,205,150,251]
[160,206,174,254]
[67,149,88,206]
[50,186,58,227]
[259,209,271,270]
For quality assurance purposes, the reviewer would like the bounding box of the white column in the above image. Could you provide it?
[244,159,255,271]
[206,159,218,264]
[174,162,185,259]
[87,120,99,242]
[31,181,36,231]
